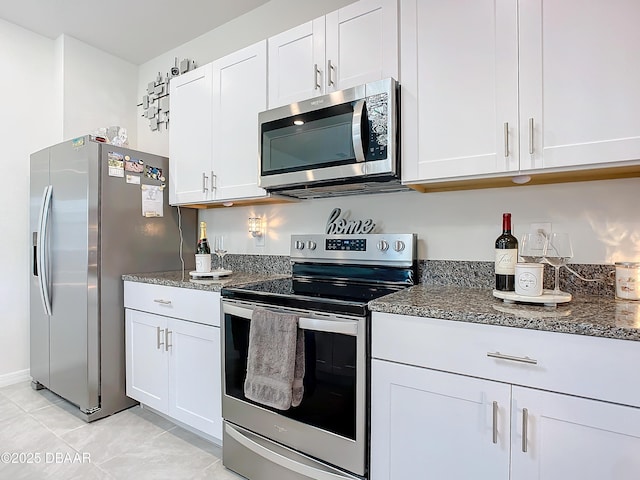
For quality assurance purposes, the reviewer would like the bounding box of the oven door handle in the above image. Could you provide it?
[225,423,359,480]
[299,317,358,336]
[223,302,359,336]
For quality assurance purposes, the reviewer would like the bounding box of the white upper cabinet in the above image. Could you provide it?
[268,19,326,108]
[212,41,268,201]
[169,41,268,206]
[402,0,640,185]
[267,0,398,108]
[401,0,519,183]
[518,0,640,171]
[325,0,398,92]
[169,64,213,205]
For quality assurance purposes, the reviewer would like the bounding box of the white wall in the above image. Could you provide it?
[198,178,640,264]
[0,26,137,383]
[0,19,57,384]
[59,35,138,143]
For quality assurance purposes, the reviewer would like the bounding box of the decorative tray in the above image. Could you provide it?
[492,289,571,307]
[189,269,233,278]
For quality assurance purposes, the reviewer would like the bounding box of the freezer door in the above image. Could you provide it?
[48,138,101,412]
[29,148,51,387]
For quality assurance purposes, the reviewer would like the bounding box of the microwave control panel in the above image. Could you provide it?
[365,92,389,161]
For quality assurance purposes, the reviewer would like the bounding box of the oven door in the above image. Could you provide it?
[259,78,396,190]
[221,299,368,478]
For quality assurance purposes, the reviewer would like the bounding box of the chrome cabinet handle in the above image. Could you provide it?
[165,329,172,351]
[202,172,208,193]
[156,326,165,350]
[211,171,217,190]
[528,118,534,155]
[153,299,172,305]
[487,351,538,365]
[314,63,321,90]
[327,59,335,87]
[522,408,529,452]
[492,401,498,444]
[504,122,509,158]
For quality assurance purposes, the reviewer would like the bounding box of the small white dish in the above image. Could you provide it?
[189,269,233,278]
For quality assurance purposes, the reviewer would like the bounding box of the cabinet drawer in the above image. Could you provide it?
[372,312,640,408]
[124,281,220,326]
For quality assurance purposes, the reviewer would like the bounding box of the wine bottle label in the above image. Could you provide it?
[495,249,517,274]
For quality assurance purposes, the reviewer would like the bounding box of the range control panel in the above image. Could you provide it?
[291,234,416,266]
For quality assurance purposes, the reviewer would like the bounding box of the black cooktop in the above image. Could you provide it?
[221,276,405,317]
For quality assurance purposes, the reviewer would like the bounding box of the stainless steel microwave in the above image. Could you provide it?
[258,78,405,199]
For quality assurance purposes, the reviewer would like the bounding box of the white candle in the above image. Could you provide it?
[615,262,640,301]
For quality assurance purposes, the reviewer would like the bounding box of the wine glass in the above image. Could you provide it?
[214,235,228,271]
[542,233,573,294]
[519,232,546,263]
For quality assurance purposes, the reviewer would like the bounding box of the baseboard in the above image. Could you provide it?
[0,369,31,388]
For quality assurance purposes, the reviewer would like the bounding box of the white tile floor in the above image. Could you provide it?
[0,381,245,479]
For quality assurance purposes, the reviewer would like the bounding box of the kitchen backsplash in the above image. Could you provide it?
[222,254,616,297]
[221,254,292,275]
[418,260,616,297]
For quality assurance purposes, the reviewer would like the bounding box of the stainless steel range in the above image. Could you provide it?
[220,233,417,480]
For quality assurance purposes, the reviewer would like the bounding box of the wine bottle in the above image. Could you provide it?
[495,213,518,291]
[196,221,211,254]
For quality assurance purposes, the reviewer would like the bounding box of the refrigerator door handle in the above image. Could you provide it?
[37,185,53,316]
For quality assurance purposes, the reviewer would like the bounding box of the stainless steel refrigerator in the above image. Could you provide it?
[29,135,197,421]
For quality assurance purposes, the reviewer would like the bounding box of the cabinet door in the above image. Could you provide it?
[401,0,519,183]
[325,0,398,92]
[169,64,213,205]
[268,18,326,108]
[212,41,268,201]
[512,386,640,480]
[371,359,510,480]
[519,0,640,171]
[167,319,222,439]
[125,309,168,412]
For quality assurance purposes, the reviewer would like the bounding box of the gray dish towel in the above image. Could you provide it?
[244,308,305,410]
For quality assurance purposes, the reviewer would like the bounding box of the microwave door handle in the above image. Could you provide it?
[352,99,366,163]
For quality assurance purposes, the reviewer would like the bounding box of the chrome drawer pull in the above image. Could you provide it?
[487,351,538,365]
[153,299,172,305]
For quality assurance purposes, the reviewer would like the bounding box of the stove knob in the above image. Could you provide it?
[394,240,406,252]
[377,240,389,252]
[307,241,317,250]
[295,240,305,250]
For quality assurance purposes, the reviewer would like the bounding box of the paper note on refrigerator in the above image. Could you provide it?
[141,185,163,217]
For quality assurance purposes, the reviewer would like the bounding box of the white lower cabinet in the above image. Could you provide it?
[511,386,640,480]
[371,359,510,479]
[370,312,640,480]
[124,282,222,440]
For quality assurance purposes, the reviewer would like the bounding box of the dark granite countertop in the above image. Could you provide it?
[122,270,288,292]
[368,285,640,342]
